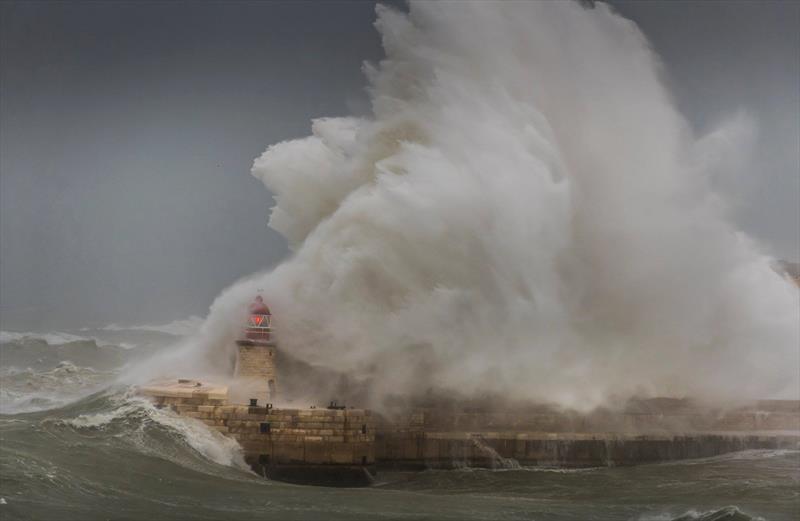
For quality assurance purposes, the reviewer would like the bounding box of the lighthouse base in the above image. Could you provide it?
[233,340,277,405]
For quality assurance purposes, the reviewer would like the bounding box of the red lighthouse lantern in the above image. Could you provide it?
[243,295,272,344]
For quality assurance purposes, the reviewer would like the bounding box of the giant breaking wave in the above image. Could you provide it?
[141,1,799,409]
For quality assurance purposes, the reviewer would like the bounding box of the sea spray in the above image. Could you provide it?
[61,390,249,471]
[139,1,799,410]
[470,434,522,470]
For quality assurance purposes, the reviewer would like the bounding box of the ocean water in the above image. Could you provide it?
[1,331,798,521]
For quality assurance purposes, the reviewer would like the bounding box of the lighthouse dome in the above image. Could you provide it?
[249,295,271,315]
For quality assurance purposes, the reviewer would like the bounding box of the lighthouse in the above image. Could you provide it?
[233,295,277,405]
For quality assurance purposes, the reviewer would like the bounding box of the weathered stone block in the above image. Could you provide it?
[304,441,328,464]
[273,442,304,464]
[330,446,354,464]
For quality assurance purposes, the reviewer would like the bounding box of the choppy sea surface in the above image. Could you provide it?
[1,324,798,521]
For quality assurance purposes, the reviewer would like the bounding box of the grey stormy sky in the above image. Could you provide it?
[1,1,798,330]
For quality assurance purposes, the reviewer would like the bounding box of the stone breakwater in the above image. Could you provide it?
[140,381,375,485]
[376,430,795,470]
[139,381,800,486]
[374,403,800,469]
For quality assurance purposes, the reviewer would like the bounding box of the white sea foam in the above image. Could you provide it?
[65,402,139,429]
[0,362,115,414]
[658,448,800,467]
[637,506,765,521]
[139,2,799,410]
[65,394,247,470]
[0,330,136,349]
[98,316,204,337]
[0,331,90,345]
[149,404,248,469]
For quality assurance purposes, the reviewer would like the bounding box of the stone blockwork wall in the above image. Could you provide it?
[376,431,795,469]
[164,401,375,468]
[374,402,800,469]
[378,402,800,435]
[141,384,799,481]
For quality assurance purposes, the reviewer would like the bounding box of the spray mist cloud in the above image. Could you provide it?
[162,1,798,410]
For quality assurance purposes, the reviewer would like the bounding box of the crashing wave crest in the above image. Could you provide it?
[96,316,204,337]
[61,391,247,470]
[638,506,765,521]
[0,330,91,345]
[140,2,799,410]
